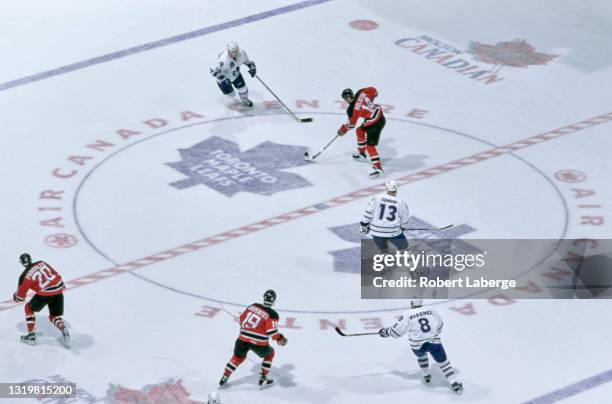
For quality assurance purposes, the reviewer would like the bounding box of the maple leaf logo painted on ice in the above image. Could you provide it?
[167,136,312,197]
[468,39,558,68]
[107,379,204,404]
[328,218,477,273]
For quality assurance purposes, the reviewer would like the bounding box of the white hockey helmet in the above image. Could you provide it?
[207,391,222,404]
[411,297,423,308]
[385,179,398,193]
[227,41,240,58]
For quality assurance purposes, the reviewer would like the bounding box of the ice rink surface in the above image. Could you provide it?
[1,0,612,403]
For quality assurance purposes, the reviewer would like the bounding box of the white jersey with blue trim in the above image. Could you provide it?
[387,307,444,349]
[362,193,409,237]
[211,49,251,82]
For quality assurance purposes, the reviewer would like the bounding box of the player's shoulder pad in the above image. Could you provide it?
[266,307,280,320]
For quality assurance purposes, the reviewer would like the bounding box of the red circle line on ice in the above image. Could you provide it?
[2,110,611,313]
[349,20,379,31]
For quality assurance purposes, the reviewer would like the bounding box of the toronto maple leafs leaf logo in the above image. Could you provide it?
[329,217,477,273]
[468,39,558,68]
[166,136,312,197]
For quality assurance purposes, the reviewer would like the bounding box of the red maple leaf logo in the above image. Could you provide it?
[468,39,558,68]
[107,379,204,404]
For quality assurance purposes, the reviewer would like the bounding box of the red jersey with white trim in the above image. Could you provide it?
[340,87,383,133]
[14,261,65,301]
[238,303,281,346]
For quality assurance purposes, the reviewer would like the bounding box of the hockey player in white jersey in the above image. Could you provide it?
[361,179,409,252]
[210,42,257,107]
[379,298,464,394]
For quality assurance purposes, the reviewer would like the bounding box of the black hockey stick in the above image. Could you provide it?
[404,224,453,231]
[255,75,313,123]
[334,326,379,337]
[304,134,340,161]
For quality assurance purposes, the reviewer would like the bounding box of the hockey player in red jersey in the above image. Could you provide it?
[13,253,70,346]
[219,290,288,389]
[337,87,387,178]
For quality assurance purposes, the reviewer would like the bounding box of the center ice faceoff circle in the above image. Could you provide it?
[73,113,568,313]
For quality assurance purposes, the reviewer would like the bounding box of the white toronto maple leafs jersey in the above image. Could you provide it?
[388,307,444,349]
[362,193,409,237]
[211,50,251,82]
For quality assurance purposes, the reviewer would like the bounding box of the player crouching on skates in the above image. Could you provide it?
[210,41,257,107]
[379,298,463,395]
[337,87,386,178]
[219,290,288,389]
[13,253,70,346]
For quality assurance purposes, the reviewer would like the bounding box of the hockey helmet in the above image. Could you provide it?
[411,297,423,308]
[263,289,277,307]
[19,253,32,267]
[341,88,354,101]
[385,180,398,193]
[227,41,240,58]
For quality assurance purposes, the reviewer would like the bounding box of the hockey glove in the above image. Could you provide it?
[360,222,370,235]
[379,328,390,338]
[13,293,24,302]
[210,65,221,77]
[247,62,257,78]
[277,334,288,346]
[337,125,349,136]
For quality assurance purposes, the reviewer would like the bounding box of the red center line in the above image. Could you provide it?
[2,111,611,312]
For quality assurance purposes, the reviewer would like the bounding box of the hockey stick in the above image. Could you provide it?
[334,326,379,337]
[255,75,313,123]
[404,224,453,231]
[304,134,340,161]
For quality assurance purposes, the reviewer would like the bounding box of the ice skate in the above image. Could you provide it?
[352,152,368,162]
[452,381,463,395]
[20,332,36,345]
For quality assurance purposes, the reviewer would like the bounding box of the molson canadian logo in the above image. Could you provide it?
[395,35,559,85]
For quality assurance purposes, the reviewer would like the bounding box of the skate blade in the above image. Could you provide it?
[20,339,36,346]
[60,331,71,349]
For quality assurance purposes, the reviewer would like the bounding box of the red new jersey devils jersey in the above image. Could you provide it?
[238,303,281,346]
[14,261,65,301]
[342,87,383,131]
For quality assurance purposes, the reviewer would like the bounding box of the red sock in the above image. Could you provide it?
[356,128,367,155]
[25,304,35,333]
[49,315,65,330]
[366,145,382,170]
[261,348,275,377]
[224,355,246,377]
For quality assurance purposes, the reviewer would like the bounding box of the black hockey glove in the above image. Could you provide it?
[247,62,257,78]
[379,328,390,338]
[360,222,370,235]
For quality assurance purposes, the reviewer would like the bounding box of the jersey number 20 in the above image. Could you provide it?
[32,265,57,290]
